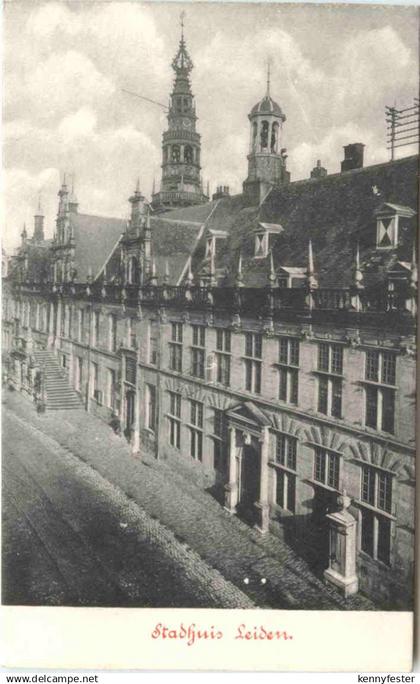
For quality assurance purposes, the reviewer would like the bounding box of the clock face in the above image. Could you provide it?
[182,119,192,130]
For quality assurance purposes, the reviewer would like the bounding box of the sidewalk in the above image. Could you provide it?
[3,390,374,610]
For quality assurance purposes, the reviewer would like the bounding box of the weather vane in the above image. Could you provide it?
[180,10,186,38]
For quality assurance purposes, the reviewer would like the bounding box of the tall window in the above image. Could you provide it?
[108,314,117,352]
[191,324,205,379]
[365,350,396,434]
[106,368,116,409]
[78,309,84,343]
[313,447,340,490]
[169,322,183,373]
[149,320,158,365]
[90,362,99,399]
[189,399,204,461]
[213,408,226,472]
[275,433,297,513]
[128,317,137,349]
[59,304,65,337]
[360,464,393,565]
[146,384,156,432]
[92,310,100,347]
[75,357,83,392]
[125,357,136,385]
[278,337,299,405]
[317,343,343,418]
[35,303,40,330]
[63,305,71,338]
[168,391,181,449]
[216,328,231,387]
[244,332,262,394]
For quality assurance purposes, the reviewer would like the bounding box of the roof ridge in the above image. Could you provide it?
[150,217,203,226]
[277,154,419,191]
[77,212,126,221]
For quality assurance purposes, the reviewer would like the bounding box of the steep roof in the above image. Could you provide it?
[94,206,208,286]
[186,155,418,288]
[70,213,125,282]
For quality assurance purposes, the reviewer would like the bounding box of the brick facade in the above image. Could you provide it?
[3,284,415,607]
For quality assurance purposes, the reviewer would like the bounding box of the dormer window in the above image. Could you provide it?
[205,230,227,264]
[255,232,267,258]
[375,203,416,250]
[254,222,283,258]
[377,216,397,248]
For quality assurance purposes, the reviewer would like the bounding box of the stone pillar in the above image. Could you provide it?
[48,302,55,348]
[55,299,62,350]
[131,391,140,456]
[224,427,239,514]
[324,493,358,597]
[254,426,270,534]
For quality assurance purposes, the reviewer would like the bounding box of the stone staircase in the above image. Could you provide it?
[33,350,82,411]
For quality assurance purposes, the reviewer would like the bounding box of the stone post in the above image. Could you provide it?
[224,427,239,513]
[324,493,358,597]
[254,426,270,534]
[47,302,55,348]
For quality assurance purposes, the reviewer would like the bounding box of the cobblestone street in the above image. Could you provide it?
[3,391,374,609]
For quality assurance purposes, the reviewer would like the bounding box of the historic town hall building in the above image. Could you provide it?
[3,26,417,609]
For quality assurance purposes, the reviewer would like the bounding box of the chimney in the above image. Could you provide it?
[212,185,230,201]
[341,143,365,172]
[310,160,327,179]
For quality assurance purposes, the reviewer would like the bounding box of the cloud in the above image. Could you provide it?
[58,108,98,143]
[3,2,418,253]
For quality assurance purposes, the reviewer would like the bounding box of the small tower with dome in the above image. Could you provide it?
[243,63,290,204]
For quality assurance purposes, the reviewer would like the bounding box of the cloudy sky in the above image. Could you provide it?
[3,0,418,252]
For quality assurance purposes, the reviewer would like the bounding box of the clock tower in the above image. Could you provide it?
[152,16,208,212]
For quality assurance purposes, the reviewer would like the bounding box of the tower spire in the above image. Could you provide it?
[151,13,208,213]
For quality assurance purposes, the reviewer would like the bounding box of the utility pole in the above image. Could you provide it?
[386,99,419,160]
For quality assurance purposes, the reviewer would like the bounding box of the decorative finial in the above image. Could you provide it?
[235,252,244,288]
[37,193,42,214]
[411,241,417,289]
[164,259,170,284]
[307,240,318,289]
[152,177,156,195]
[354,242,364,289]
[185,257,194,286]
[268,250,277,287]
[180,10,185,40]
[266,58,272,97]
[136,177,140,193]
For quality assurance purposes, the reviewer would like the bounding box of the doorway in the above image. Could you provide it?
[237,440,260,522]
[125,390,136,436]
[311,486,337,572]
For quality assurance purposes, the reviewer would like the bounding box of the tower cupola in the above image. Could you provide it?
[243,63,290,205]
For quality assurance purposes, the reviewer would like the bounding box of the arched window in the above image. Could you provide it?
[183,97,189,112]
[128,256,140,285]
[271,122,279,153]
[175,97,182,112]
[184,145,193,164]
[252,122,258,150]
[260,121,269,149]
[172,145,181,162]
[163,147,168,163]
